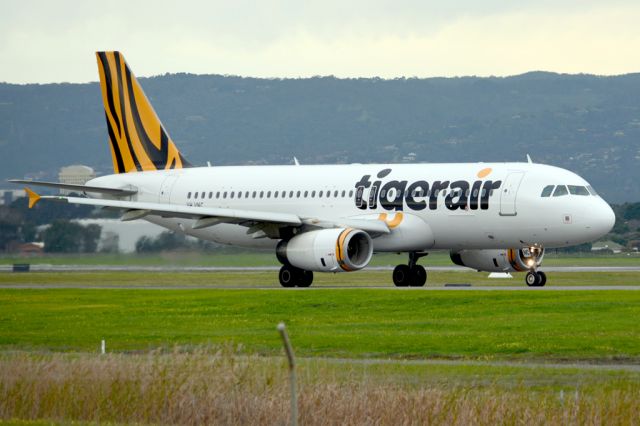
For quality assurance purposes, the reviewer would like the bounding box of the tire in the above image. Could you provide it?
[393,264,411,287]
[525,271,539,287]
[298,270,314,288]
[279,265,297,288]
[536,271,547,287]
[410,265,427,287]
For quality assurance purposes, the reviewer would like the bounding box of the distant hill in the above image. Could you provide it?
[1,72,639,202]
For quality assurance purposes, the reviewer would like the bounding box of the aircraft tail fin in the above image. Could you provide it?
[95,51,191,173]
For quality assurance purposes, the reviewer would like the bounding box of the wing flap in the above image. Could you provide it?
[301,217,390,234]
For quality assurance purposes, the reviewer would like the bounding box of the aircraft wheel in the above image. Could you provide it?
[279,265,297,288]
[410,265,427,287]
[393,264,411,287]
[525,271,539,287]
[536,271,547,287]
[298,270,314,288]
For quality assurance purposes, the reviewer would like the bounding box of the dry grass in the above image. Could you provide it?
[1,348,639,426]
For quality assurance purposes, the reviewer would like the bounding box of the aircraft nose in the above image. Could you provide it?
[591,200,616,237]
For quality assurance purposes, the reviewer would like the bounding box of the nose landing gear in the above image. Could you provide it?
[525,270,547,287]
[392,252,428,287]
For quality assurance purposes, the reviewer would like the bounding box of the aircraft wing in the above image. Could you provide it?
[9,179,137,196]
[24,189,390,234]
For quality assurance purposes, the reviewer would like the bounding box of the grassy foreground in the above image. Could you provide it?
[0,284,639,361]
[1,349,639,425]
[1,271,640,425]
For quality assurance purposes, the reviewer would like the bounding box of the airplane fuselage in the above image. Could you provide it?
[88,161,614,253]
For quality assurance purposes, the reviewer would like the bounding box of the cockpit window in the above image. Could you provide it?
[553,185,568,197]
[587,185,598,196]
[568,185,590,196]
[540,185,554,197]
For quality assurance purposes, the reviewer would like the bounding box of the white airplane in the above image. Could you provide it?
[12,52,616,288]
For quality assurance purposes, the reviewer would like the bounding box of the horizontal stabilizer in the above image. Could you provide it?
[24,187,41,209]
[8,179,137,196]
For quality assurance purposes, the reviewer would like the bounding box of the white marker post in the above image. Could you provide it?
[277,323,297,426]
[101,339,106,355]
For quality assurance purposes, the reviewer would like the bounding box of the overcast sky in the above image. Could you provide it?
[1,0,640,83]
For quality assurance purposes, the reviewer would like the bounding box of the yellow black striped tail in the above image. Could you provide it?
[96,51,190,173]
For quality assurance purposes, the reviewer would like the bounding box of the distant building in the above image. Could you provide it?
[0,189,26,206]
[591,240,624,254]
[401,152,417,163]
[18,242,44,255]
[58,165,96,194]
[72,219,168,253]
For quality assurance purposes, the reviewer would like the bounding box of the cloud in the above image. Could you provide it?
[0,1,639,82]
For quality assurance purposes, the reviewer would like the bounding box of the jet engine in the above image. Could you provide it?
[450,247,545,272]
[277,228,373,272]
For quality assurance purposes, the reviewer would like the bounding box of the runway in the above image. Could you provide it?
[0,284,638,290]
[1,264,640,273]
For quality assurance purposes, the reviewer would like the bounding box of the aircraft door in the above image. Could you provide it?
[499,172,525,216]
[159,175,179,204]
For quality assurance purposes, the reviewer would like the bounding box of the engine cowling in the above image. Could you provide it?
[277,228,373,272]
[450,248,545,272]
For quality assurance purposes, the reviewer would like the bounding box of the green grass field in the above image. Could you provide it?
[0,277,639,361]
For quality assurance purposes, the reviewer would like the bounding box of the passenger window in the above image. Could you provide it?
[200,192,204,199]
[245,191,249,198]
[304,191,308,197]
[311,191,316,198]
[194,192,198,199]
[187,192,191,198]
[260,191,264,198]
[267,191,271,198]
[540,185,554,197]
[223,192,227,199]
[319,191,323,197]
[568,185,590,196]
[230,192,234,199]
[349,190,353,197]
[553,185,568,197]
[296,191,301,198]
[208,192,213,199]
[238,192,242,199]
[274,191,279,198]
[334,190,339,197]
[252,191,257,198]
[341,190,346,197]
[289,191,294,198]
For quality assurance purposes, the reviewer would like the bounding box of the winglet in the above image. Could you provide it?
[24,187,41,209]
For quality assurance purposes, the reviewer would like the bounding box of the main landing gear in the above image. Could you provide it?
[525,270,547,287]
[392,252,428,287]
[278,264,313,288]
